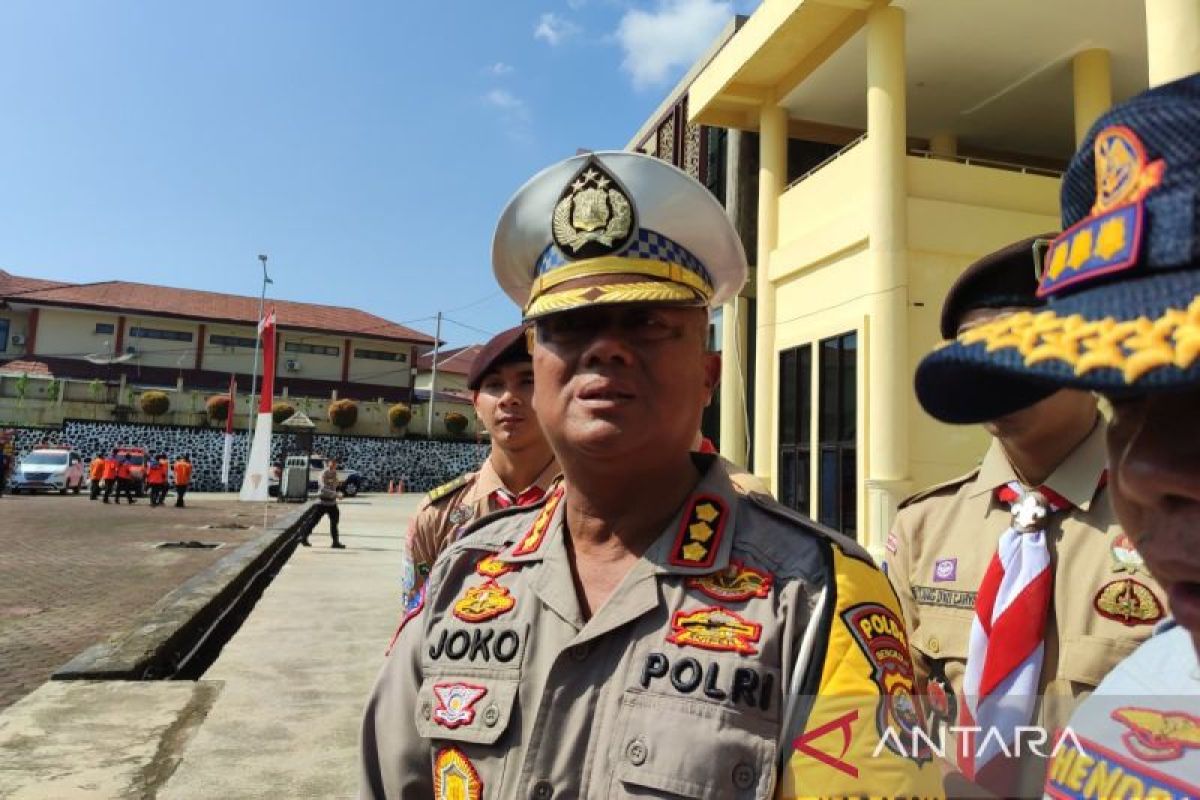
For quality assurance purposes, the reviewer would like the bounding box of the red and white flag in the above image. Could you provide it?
[241,307,277,502]
[258,307,277,414]
[220,374,236,487]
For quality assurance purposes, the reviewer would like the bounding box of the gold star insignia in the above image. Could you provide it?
[689,522,713,541]
[682,542,709,562]
[694,503,719,523]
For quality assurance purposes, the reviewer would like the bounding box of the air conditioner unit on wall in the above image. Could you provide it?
[285,359,302,372]
[10,334,25,346]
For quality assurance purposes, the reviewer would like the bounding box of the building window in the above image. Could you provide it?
[210,334,258,349]
[704,127,727,202]
[285,341,339,357]
[94,322,115,335]
[354,348,407,362]
[129,326,193,342]
[818,332,857,537]
[777,344,812,515]
[0,319,8,351]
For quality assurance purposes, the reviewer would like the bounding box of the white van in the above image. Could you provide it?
[11,448,86,494]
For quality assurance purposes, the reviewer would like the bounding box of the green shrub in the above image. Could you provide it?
[444,411,468,435]
[139,390,170,417]
[387,403,412,429]
[328,398,359,429]
[272,401,296,425]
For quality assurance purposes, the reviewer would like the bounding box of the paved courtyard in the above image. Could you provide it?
[0,492,293,712]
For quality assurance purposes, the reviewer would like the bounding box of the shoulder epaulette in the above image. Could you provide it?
[425,473,472,505]
[897,465,981,510]
[744,492,874,567]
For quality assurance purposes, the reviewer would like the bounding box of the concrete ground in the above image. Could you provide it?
[0,493,416,800]
[0,493,291,711]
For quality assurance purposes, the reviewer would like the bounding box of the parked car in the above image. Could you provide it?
[11,448,86,494]
[267,454,363,497]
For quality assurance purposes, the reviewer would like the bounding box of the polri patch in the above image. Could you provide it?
[1111,707,1200,762]
[453,581,516,623]
[666,605,761,655]
[668,494,728,569]
[432,682,488,729]
[1093,578,1163,626]
[686,558,772,602]
[433,746,483,800]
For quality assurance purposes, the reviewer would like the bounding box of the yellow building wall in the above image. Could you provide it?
[0,309,30,357]
[769,153,1062,548]
[201,323,261,376]
[347,343,413,390]
[124,315,201,369]
[278,333,345,382]
[34,308,122,360]
[413,372,469,395]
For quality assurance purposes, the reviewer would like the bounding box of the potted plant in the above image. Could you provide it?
[206,394,232,426]
[444,411,468,436]
[328,398,359,430]
[140,390,170,418]
[272,401,296,425]
[387,403,411,431]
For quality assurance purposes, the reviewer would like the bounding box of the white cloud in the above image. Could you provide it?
[566,0,587,8]
[483,90,533,143]
[486,61,515,76]
[534,12,580,46]
[617,0,733,89]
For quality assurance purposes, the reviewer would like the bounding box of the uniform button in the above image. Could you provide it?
[482,705,501,727]
[420,702,431,721]
[626,738,648,766]
[732,762,756,790]
[530,780,554,800]
[569,644,589,662]
[927,636,941,654]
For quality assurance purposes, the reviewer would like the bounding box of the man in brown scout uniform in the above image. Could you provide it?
[915,74,1200,800]
[360,152,942,799]
[891,238,1166,795]
[399,324,559,613]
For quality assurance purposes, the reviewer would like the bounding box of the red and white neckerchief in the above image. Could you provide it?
[490,485,546,510]
[959,481,1071,790]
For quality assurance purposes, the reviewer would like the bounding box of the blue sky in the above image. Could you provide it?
[0,0,757,347]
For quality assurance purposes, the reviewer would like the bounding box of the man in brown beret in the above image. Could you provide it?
[398,325,558,613]
[885,235,1165,796]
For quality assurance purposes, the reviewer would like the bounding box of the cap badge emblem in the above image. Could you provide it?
[552,158,636,258]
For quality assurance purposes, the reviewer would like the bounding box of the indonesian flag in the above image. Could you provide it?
[220,374,236,487]
[258,307,277,413]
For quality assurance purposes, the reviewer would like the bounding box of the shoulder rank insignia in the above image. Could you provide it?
[686,559,772,602]
[668,494,728,569]
[1094,578,1164,626]
[476,554,516,579]
[428,474,471,504]
[453,581,516,623]
[667,606,761,655]
[511,484,563,557]
[432,682,488,729]
[433,746,483,800]
[1111,532,1146,573]
[841,602,930,765]
[1111,707,1200,762]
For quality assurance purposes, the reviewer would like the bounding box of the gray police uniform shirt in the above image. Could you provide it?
[1042,620,1200,799]
[360,458,844,799]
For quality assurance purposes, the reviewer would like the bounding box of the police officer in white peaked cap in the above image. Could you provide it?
[360,151,942,799]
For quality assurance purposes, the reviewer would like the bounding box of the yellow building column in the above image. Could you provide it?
[1073,49,1113,145]
[719,296,749,466]
[864,4,910,549]
[752,102,787,484]
[1145,0,1200,86]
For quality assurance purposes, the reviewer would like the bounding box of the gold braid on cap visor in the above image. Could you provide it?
[954,293,1200,383]
[523,257,713,319]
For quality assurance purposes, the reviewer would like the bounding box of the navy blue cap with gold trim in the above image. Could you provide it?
[492,151,747,321]
[916,73,1200,424]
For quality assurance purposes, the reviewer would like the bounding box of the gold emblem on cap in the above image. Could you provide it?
[552,159,635,256]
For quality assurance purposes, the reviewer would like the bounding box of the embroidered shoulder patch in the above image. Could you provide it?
[453,581,516,623]
[432,683,488,729]
[1045,733,1198,800]
[1093,578,1164,626]
[433,747,483,800]
[668,494,728,569]
[666,605,761,655]
[511,485,564,556]
[686,559,772,602]
[476,554,516,579]
[1111,532,1146,574]
[386,583,426,657]
[1111,707,1200,762]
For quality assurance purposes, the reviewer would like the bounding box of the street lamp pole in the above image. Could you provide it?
[247,254,272,455]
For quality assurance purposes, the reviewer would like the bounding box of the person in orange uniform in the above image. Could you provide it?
[88,453,105,501]
[145,454,168,507]
[101,449,121,504]
[172,454,192,508]
[115,455,137,504]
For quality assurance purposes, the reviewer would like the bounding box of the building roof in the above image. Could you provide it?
[0,269,435,346]
[416,344,483,375]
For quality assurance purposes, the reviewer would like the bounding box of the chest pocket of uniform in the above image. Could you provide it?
[413,675,518,745]
[608,691,776,799]
[911,608,972,664]
[1056,634,1140,689]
